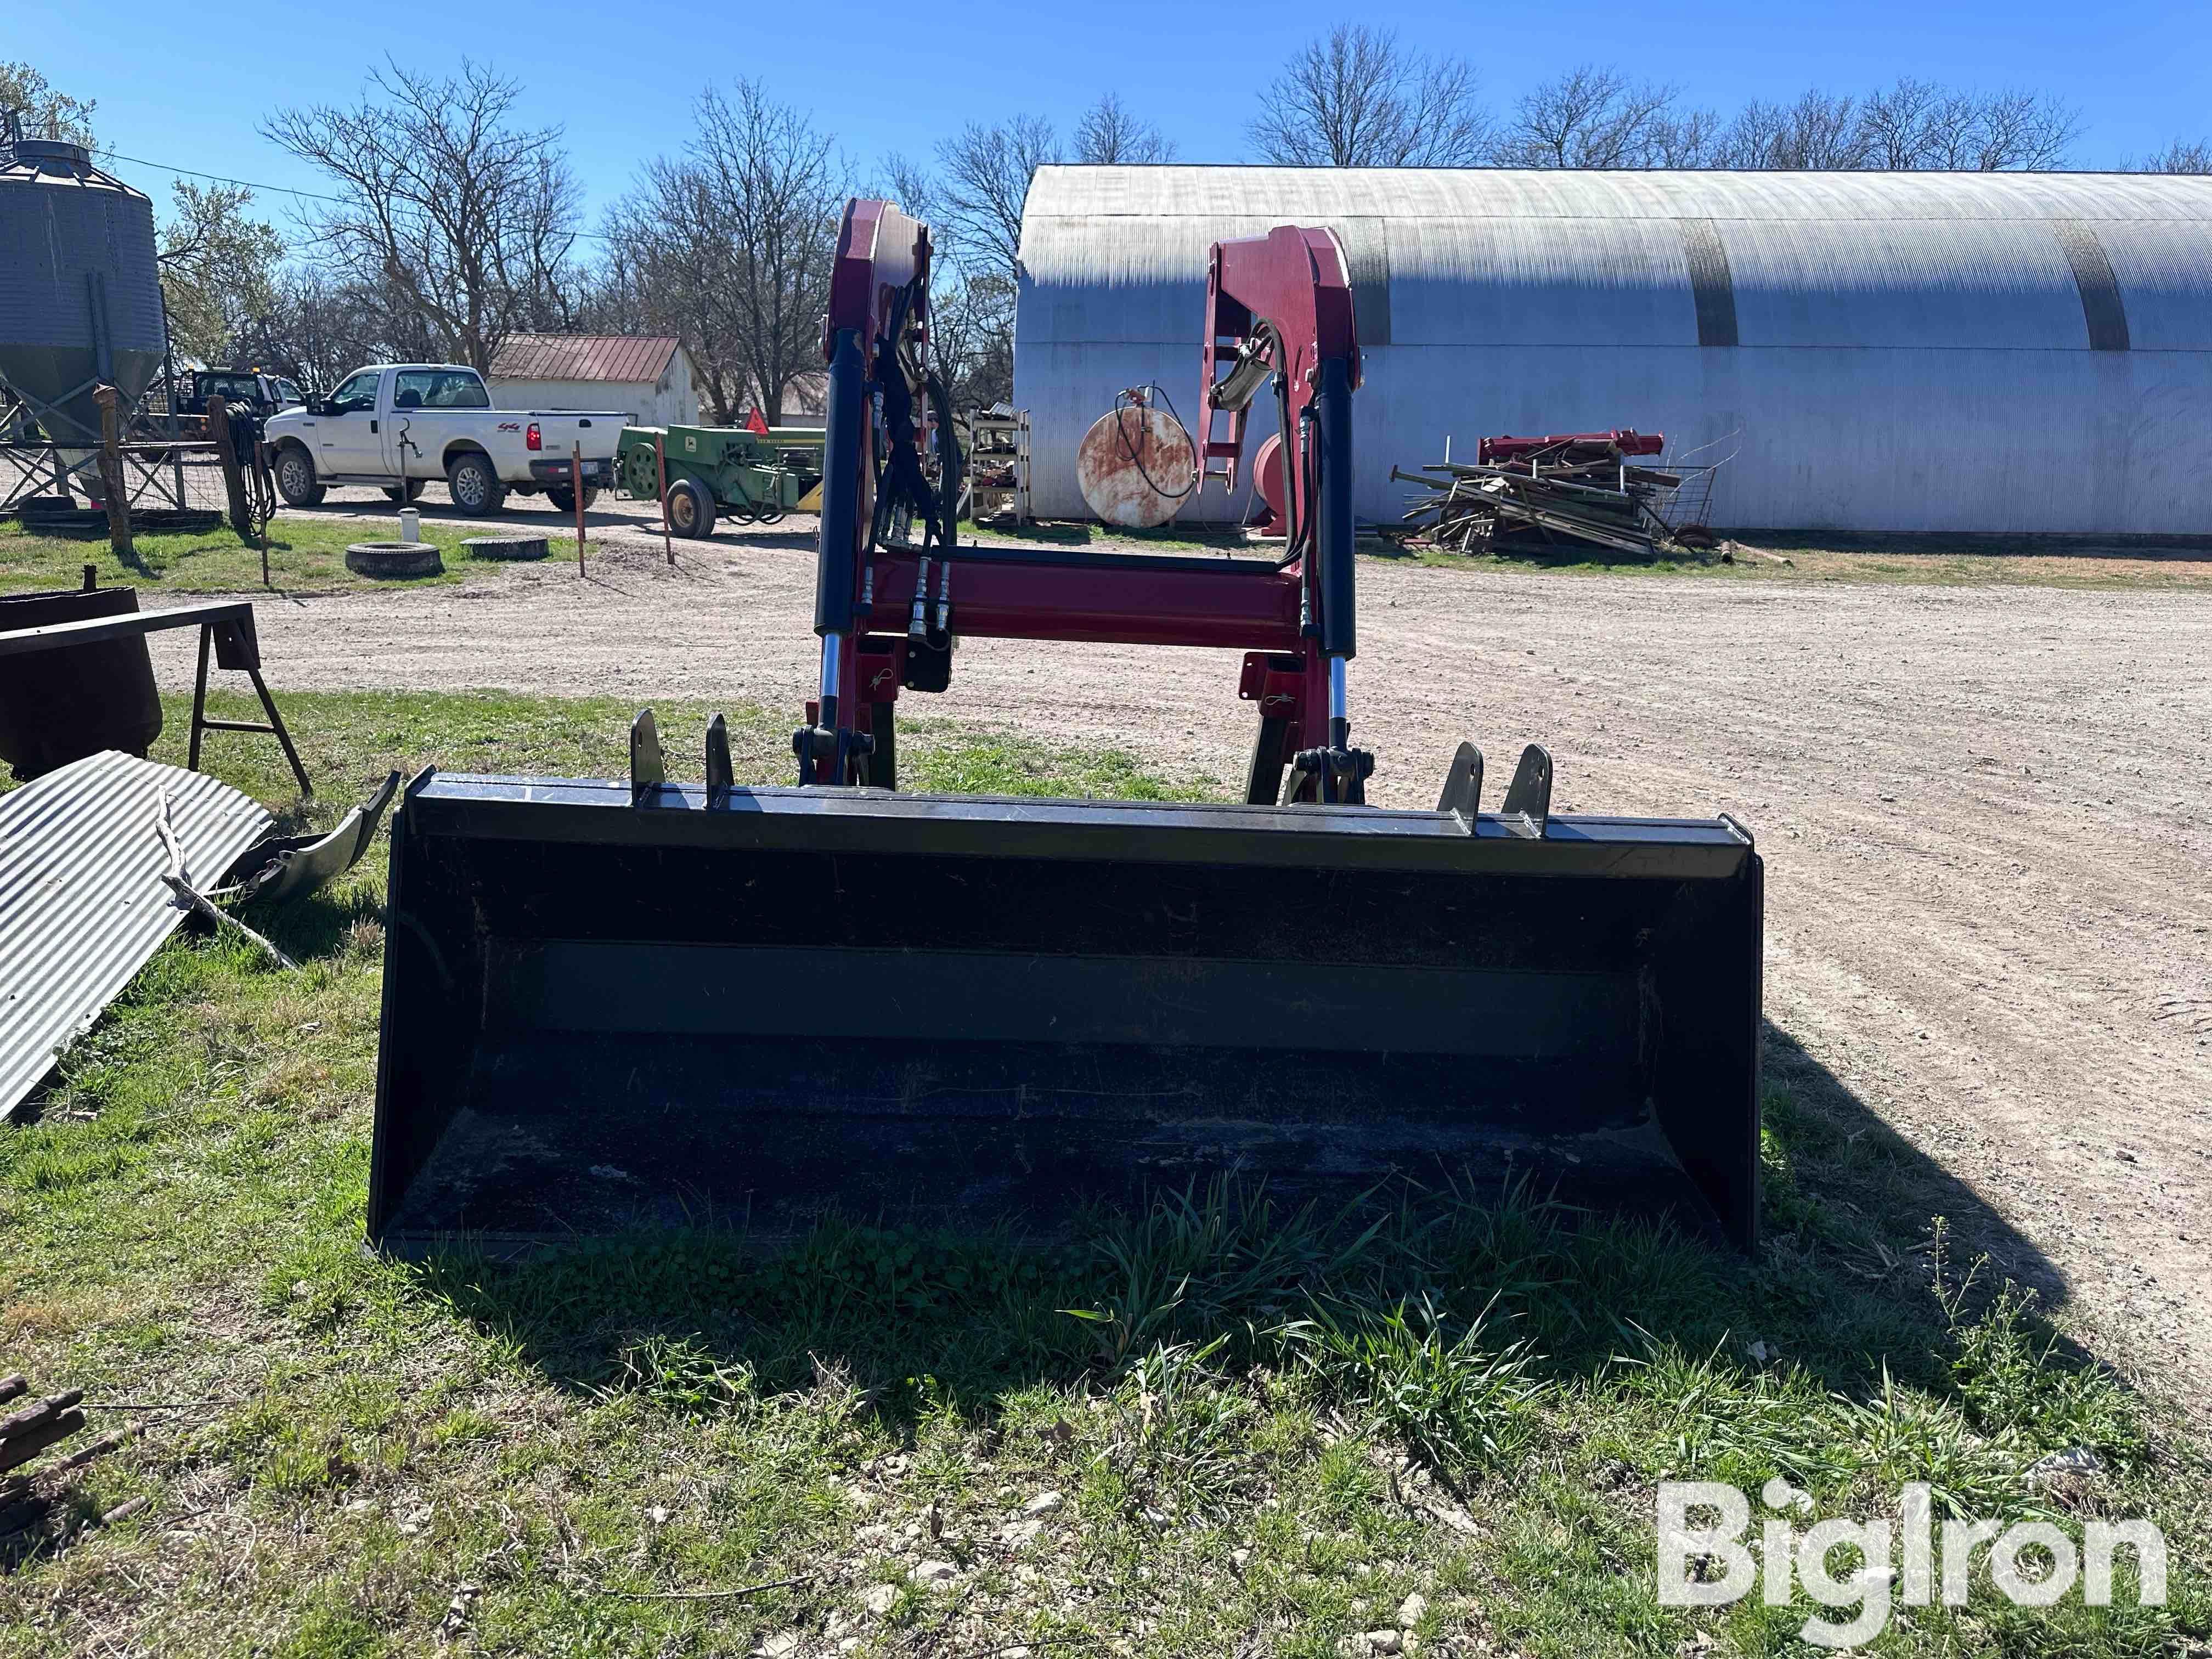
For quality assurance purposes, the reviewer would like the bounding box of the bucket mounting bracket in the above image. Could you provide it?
[704,714,733,798]
[630,709,665,799]
[1436,742,1485,821]
[1499,743,1554,838]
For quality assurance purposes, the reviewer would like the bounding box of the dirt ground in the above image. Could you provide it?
[149,488,2212,1411]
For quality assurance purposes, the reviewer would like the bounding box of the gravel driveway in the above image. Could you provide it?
[149,489,2212,1409]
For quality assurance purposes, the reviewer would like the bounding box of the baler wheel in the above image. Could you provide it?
[665,477,716,539]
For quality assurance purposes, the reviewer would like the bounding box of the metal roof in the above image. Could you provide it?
[1,751,272,1117]
[488,334,681,384]
[1023,165,2212,225]
[1017,166,2212,351]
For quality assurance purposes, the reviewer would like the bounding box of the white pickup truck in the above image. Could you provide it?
[263,363,628,517]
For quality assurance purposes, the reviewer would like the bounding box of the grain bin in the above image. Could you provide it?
[0,126,166,445]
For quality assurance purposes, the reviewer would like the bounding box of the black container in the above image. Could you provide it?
[0,578,163,780]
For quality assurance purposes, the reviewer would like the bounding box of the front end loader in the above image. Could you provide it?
[367,200,1765,1258]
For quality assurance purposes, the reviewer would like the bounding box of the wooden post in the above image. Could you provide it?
[571,441,586,574]
[655,432,673,566]
[92,385,132,562]
[205,394,259,560]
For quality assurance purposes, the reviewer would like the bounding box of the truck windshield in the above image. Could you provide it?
[328,371,380,416]
[393,370,490,410]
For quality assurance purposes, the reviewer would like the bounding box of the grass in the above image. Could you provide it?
[1367,529,2212,589]
[1,690,2207,1656]
[0,516,608,596]
[960,517,2212,588]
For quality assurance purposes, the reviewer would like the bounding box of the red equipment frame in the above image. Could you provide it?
[797,204,1370,805]
[1477,430,1664,464]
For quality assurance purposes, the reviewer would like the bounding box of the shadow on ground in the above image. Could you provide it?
[412,1018,2074,1427]
[1735,529,2212,562]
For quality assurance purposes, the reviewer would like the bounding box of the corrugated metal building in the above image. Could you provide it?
[487,334,699,426]
[1014,166,2212,533]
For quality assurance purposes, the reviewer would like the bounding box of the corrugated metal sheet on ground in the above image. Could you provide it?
[487,334,679,383]
[0,751,271,1116]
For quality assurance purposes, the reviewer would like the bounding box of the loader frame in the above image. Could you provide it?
[794,204,1372,806]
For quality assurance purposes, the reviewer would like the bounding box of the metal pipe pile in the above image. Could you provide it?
[1392,431,1703,558]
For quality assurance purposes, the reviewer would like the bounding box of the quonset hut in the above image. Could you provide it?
[1012,166,2212,534]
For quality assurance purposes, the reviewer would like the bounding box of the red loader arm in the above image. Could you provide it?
[798,202,1368,805]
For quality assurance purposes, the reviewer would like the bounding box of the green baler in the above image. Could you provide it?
[617,424,805,538]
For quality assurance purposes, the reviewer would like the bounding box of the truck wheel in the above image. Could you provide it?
[446,452,506,516]
[383,479,426,504]
[666,477,715,539]
[546,485,600,515]
[274,445,325,508]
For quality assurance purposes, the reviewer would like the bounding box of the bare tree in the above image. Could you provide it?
[597,165,748,423]
[1496,66,1692,168]
[263,60,584,373]
[157,182,286,362]
[1074,94,1177,165]
[1649,106,1725,168]
[2135,138,2212,173]
[1248,25,1490,167]
[1858,78,1955,168]
[238,268,422,394]
[692,82,847,426]
[0,60,95,144]
[1794,77,2076,170]
[881,153,940,218]
[934,114,1059,283]
[1714,91,1872,170]
[596,83,845,426]
[1956,89,2077,170]
[926,268,1017,409]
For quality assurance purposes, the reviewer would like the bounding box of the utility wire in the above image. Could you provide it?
[93,145,622,244]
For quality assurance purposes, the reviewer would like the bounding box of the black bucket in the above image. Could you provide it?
[370,772,1764,1257]
[0,580,163,781]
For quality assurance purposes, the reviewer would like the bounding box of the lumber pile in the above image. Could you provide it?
[1393,430,1712,558]
[0,1374,140,1548]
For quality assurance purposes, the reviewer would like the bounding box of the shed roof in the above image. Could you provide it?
[1017,165,2212,354]
[1022,165,2212,225]
[489,334,680,383]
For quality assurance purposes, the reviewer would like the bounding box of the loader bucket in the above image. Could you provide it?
[368,767,1763,1257]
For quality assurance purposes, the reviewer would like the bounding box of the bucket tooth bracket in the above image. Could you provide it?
[630,709,665,799]
[1436,741,1484,821]
[705,714,733,798]
[1500,743,1553,838]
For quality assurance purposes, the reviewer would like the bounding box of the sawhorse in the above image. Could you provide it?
[0,599,312,797]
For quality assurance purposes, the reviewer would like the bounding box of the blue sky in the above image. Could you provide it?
[10,0,2209,235]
